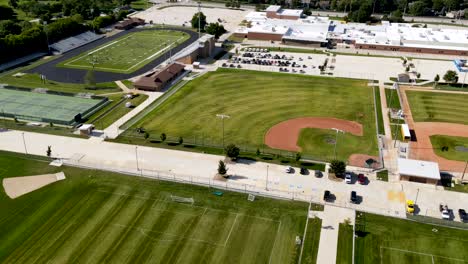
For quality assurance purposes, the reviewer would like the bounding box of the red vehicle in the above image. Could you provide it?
[358,174,366,185]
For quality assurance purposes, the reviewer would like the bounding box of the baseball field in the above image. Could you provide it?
[352,213,468,264]
[405,90,468,125]
[129,69,378,161]
[0,151,316,264]
[58,30,189,74]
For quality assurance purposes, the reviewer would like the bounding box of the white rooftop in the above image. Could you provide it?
[266,5,281,12]
[398,158,440,180]
[279,9,303,17]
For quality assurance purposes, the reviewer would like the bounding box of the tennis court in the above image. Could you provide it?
[0,88,108,125]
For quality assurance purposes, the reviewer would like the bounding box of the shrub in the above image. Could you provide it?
[218,160,228,175]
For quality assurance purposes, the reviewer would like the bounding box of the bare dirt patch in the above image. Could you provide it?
[264,117,363,152]
[348,154,381,168]
[2,172,66,199]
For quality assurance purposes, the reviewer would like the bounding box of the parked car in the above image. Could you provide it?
[285,166,293,173]
[300,167,308,175]
[440,204,450,220]
[345,172,352,184]
[406,200,415,214]
[323,190,331,201]
[350,191,358,203]
[458,209,467,221]
[358,174,366,184]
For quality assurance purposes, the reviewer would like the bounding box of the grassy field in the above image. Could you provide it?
[300,217,322,264]
[59,30,189,73]
[336,223,353,264]
[354,212,468,264]
[431,135,468,162]
[0,150,317,264]
[406,90,468,125]
[385,88,401,110]
[374,86,384,135]
[126,69,378,161]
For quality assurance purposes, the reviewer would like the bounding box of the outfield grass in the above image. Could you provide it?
[0,150,315,263]
[430,135,468,162]
[406,90,468,125]
[128,69,378,161]
[336,223,353,264]
[354,212,468,264]
[59,30,189,73]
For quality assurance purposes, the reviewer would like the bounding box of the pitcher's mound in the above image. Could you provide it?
[265,117,363,151]
[3,172,66,199]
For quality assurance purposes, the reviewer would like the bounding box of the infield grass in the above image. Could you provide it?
[405,90,468,125]
[430,135,468,162]
[0,150,314,264]
[128,69,378,161]
[354,212,468,264]
[59,30,189,73]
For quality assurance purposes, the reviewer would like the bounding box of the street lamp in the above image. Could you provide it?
[135,146,139,171]
[21,132,28,154]
[331,128,344,160]
[216,114,230,148]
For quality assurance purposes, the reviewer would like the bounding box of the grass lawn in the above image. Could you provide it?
[376,170,389,181]
[336,223,353,264]
[0,150,315,264]
[385,88,401,110]
[87,93,148,130]
[430,135,468,162]
[374,86,384,135]
[406,90,468,125]
[58,30,189,74]
[354,212,468,264]
[300,217,322,264]
[126,68,378,161]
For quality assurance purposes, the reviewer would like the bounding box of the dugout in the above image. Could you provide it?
[400,124,411,141]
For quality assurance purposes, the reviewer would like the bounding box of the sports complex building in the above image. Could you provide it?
[234,5,468,55]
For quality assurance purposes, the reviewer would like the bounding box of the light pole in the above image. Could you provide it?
[43,21,50,54]
[21,132,28,154]
[216,114,230,148]
[135,146,139,171]
[266,164,269,191]
[197,1,201,39]
[331,128,344,160]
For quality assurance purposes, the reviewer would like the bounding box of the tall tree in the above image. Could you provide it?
[191,12,207,31]
[205,22,226,39]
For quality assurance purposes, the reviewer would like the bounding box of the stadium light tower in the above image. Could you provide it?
[198,1,202,39]
[331,128,344,160]
[216,114,230,148]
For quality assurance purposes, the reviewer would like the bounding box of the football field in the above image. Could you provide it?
[0,151,312,264]
[59,30,189,73]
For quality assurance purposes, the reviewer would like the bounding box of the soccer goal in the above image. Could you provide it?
[170,195,194,205]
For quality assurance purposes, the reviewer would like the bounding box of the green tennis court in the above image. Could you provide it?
[0,88,107,125]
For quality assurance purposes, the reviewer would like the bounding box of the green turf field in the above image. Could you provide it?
[0,88,106,125]
[385,88,401,109]
[127,69,378,161]
[0,151,316,264]
[405,90,468,125]
[430,135,468,162]
[353,213,468,264]
[59,30,189,73]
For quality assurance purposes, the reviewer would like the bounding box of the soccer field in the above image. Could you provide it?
[405,90,468,125]
[353,213,468,264]
[0,151,313,264]
[59,30,189,73]
[126,69,378,161]
[0,88,106,125]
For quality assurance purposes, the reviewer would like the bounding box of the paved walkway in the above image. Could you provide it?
[379,83,399,181]
[103,92,163,139]
[316,206,355,264]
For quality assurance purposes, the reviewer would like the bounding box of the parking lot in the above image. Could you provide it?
[222,47,467,83]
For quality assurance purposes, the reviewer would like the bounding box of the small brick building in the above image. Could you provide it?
[134,62,185,91]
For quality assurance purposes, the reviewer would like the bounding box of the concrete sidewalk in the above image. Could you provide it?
[103,92,162,139]
[316,206,355,264]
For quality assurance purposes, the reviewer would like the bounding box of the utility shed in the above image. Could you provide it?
[398,158,440,184]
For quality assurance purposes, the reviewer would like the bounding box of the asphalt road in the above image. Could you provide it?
[26,27,198,83]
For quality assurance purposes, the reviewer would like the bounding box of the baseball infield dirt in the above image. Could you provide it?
[410,122,468,172]
[264,117,363,152]
[2,172,66,199]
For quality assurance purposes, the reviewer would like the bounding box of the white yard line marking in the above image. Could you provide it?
[381,246,468,263]
[223,214,238,246]
[268,221,282,264]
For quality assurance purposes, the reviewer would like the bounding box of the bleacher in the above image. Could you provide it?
[50,31,104,54]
